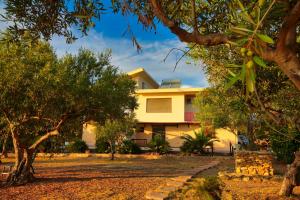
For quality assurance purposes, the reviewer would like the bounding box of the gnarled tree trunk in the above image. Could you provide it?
[6,127,36,185]
[6,148,35,185]
[279,151,300,196]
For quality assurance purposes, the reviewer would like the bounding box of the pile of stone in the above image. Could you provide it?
[235,151,274,176]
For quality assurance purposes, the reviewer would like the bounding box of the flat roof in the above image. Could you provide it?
[136,88,204,94]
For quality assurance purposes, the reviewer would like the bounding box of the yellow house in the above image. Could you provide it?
[82,67,237,153]
[128,68,237,153]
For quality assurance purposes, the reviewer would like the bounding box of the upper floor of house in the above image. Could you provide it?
[127,68,203,123]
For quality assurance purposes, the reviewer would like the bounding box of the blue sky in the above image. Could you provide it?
[0,2,208,87]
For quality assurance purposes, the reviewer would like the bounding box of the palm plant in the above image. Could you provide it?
[180,129,218,154]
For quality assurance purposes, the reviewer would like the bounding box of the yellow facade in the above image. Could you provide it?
[82,68,238,153]
[127,68,238,153]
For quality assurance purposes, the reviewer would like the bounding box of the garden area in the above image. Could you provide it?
[0,155,218,200]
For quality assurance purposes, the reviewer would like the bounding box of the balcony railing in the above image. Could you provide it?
[184,112,196,122]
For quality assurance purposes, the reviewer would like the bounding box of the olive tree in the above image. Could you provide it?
[97,114,136,160]
[0,34,136,185]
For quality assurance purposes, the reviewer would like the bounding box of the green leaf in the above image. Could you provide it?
[227,69,237,77]
[240,64,246,83]
[235,37,249,46]
[231,26,253,33]
[253,56,267,68]
[256,34,274,44]
[225,74,240,91]
[226,64,242,68]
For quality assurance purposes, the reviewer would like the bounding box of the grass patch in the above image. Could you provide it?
[171,176,223,200]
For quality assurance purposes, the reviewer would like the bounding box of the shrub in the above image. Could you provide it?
[270,128,300,164]
[118,140,142,154]
[95,137,110,153]
[180,129,217,154]
[67,139,88,153]
[199,176,223,200]
[148,135,171,154]
[40,137,66,153]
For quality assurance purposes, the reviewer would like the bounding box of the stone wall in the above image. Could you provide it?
[235,151,274,176]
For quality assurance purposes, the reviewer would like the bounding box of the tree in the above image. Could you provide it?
[96,114,136,160]
[0,34,137,185]
[190,42,300,195]
[2,0,300,91]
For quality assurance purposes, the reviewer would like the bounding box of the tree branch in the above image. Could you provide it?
[277,1,300,51]
[29,114,68,150]
[149,0,229,45]
[272,1,300,90]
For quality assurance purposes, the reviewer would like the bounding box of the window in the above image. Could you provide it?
[146,98,172,113]
[142,82,145,89]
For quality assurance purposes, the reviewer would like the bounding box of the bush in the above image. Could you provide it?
[67,139,88,153]
[180,130,217,154]
[148,135,171,154]
[95,137,110,153]
[40,137,66,153]
[270,128,300,164]
[199,176,223,200]
[118,140,142,154]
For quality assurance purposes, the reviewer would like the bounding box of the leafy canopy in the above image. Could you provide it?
[0,34,137,151]
[3,1,300,91]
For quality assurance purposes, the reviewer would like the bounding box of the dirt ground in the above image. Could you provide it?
[171,157,300,200]
[0,155,217,200]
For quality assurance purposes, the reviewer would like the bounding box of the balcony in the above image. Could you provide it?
[184,112,196,122]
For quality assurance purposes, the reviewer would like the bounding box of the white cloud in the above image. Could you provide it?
[0,2,208,88]
[51,30,209,87]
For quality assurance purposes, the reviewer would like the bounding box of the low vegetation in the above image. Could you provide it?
[148,135,171,154]
[180,130,217,155]
[66,139,88,153]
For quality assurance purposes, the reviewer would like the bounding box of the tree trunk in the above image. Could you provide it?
[110,144,115,161]
[6,148,35,185]
[279,152,300,196]
[111,151,115,160]
[6,127,35,185]
[1,134,9,158]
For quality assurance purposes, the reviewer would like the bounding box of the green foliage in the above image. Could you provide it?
[95,137,110,153]
[269,127,300,164]
[41,137,67,153]
[3,1,300,93]
[96,115,136,158]
[0,33,137,160]
[199,177,223,200]
[190,38,300,151]
[193,87,248,132]
[148,135,171,154]
[118,140,142,154]
[180,130,216,154]
[66,139,88,153]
